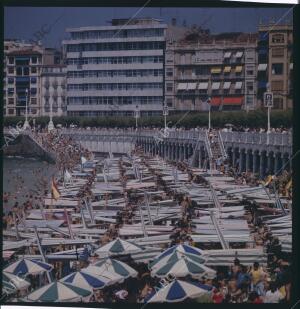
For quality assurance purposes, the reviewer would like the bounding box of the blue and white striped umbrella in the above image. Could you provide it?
[149,244,204,269]
[26,281,92,302]
[95,238,144,257]
[60,270,112,290]
[4,258,53,276]
[146,280,211,303]
[151,256,216,279]
[92,258,138,279]
[3,272,31,290]
[149,250,206,271]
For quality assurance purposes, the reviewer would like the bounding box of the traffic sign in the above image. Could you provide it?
[264,92,273,107]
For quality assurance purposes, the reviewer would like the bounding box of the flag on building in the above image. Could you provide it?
[51,178,61,200]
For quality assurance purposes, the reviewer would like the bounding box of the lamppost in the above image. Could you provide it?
[48,97,54,132]
[134,105,140,132]
[264,85,273,145]
[23,88,30,130]
[163,103,169,136]
[206,97,212,131]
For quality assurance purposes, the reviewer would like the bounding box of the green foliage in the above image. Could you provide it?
[4,110,292,129]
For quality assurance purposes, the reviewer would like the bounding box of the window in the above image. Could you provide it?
[31,77,37,84]
[8,109,14,115]
[31,108,37,114]
[8,88,14,96]
[31,98,37,105]
[8,78,14,84]
[23,67,29,75]
[31,88,37,95]
[8,67,14,74]
[246,82,254,92]
[166,68,173,77]
[8,57,14,64]
[8,98,14,105]
[166,83,173,92]
[31,57,37,64]
[271,81,284,91]
[272,48,284,57]
[246,69,254,76]
[273,97,283,109]
[31,67,37,73]
[272,63,283,75]
[166,98,173,107]
[272,34,284,44]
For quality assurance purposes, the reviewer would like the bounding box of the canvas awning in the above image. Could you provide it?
[223,82,231,90]
[177,83,187,90]
[198,82,208,90]
[211,82,221,90]
[211,67,221,74]
[223,97,243,105]
[224,52,231,58]
[187,83,197,90]
[236,51,243,58]
[223,66,231,73]
[235,81,243,89]
[258,63,268,71]
[211,97,222,106]
[235,66,243,73]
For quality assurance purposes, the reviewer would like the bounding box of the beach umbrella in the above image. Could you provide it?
[149,244,204,268]
[84,265,125,284]
[3,272,31,290]
[26,281,92,302]
[146,280,211,303]
[149,251,206,271]
[4,258,53,276]
[60,270,112,290]
[95,238,144,257]
[91,258,138,279]
[151,256,216,279]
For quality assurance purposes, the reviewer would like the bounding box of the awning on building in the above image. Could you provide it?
[235,81,243,89]
[224,52,231,58]
[177,83,187,90]
[235,66,243,73]
[211,97,222,106]
[211,67,222,74]
[258,63,268,71]
[187,83,197,90]
[290,63,293,70]
[223,97,243,105]
[236,51,243,58]
[223,81,231,89]
[223,66,231,73]
[198,82,208,90]
[211,82,221,90]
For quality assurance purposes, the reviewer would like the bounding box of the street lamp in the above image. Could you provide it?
[134,105,140,131]
[48,98,54,132]
[163,103,169,136]
[206,97,212,131]
[23,88,30,130]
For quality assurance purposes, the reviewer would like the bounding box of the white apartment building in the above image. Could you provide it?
[40,65,67,116]
[62,18,167,117]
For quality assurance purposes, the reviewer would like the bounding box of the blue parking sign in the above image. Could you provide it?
[264,92,273,107]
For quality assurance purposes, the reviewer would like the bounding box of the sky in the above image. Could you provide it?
[4,7,293,49]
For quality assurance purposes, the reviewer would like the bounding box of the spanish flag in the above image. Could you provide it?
[51,177,61,200]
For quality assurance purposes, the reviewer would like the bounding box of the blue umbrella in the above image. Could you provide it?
[4,258,53,276]
[146,279,211,303]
